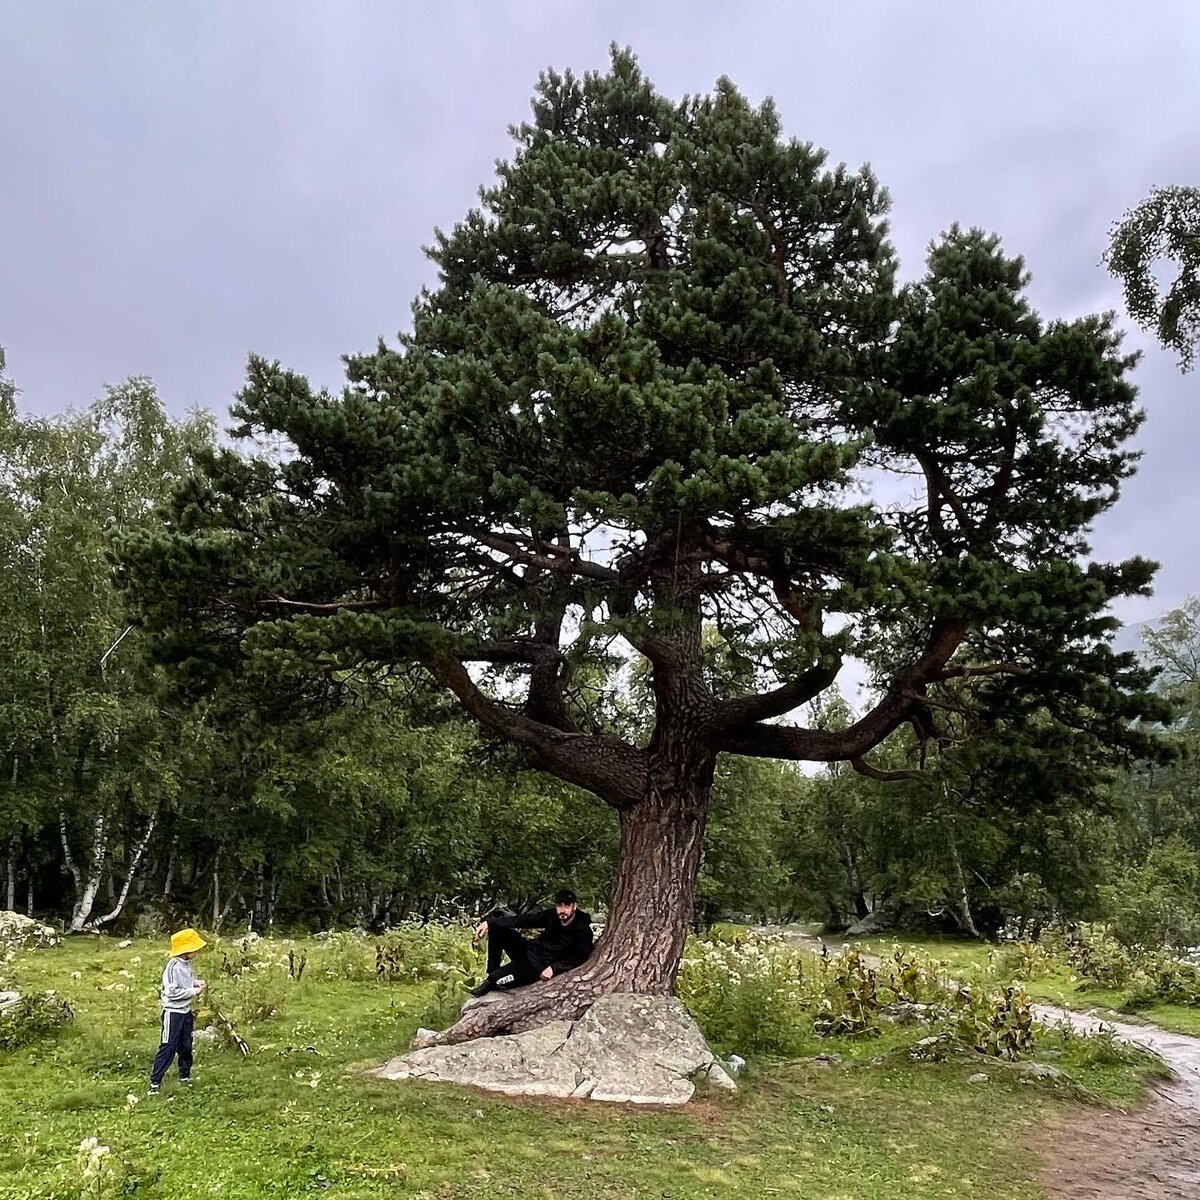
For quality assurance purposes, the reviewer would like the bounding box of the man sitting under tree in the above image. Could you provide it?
[470,889,593,997]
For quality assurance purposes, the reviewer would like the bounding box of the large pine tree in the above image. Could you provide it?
[120,51,1164,1040]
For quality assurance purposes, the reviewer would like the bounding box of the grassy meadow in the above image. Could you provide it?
[0,930,1170,1200]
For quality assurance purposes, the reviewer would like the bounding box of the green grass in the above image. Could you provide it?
[852,935,1200,1037]
[0,934,1163,1200]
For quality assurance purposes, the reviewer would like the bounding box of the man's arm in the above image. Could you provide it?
[489,907,553,930]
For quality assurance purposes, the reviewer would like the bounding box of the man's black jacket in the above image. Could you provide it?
[491,908,594,975]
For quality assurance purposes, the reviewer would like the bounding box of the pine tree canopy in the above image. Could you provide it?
[119,50,1167,805]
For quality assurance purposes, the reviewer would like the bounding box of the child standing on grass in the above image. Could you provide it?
[149,928,207,1095]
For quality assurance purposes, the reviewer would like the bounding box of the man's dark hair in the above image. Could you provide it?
[554,888,577,905]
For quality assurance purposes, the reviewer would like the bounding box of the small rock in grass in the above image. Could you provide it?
[967,1072,990,1085]
[1013,1061,1067,1083]
[117,939,133,949]
[726,1054,746,1076]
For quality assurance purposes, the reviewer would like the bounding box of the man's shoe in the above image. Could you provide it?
[179,1077,193,1086]
[148,1084,161,1096]
[468,980,494,998]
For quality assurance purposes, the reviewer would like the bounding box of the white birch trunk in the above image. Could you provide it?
[88,808,158,929]
[67,812,108,932]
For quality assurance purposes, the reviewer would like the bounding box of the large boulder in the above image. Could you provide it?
[0,912,59,950]
[376,992,736,1105]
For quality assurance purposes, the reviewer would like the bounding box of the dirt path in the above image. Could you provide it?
[770,929,1200,1199]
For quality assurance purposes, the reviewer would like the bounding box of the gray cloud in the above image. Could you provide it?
[2,0,1197,622]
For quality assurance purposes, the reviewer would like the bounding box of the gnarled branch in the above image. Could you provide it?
[423,653,645,808]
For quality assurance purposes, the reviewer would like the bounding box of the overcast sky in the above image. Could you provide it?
[2,2,1197,631]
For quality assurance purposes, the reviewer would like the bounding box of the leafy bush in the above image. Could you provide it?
[677,932,811,1055]
[1099,836,1200,950]
[992,939,1058,982]
[0,991,74,1051]
[679,932,1046,1060]
[376,921,476,981]
[1066,927,1141,990]
[951,984,1035,1059]
[317,931,375,982]
[207,935,290,1025]
[318,922,477,984]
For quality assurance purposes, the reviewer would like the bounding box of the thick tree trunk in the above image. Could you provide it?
[440,775,710,1044]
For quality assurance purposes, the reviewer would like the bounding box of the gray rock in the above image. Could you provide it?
[0,990,20,1011]
[844,910,895,937]
[194,1025,220,1043]
[796,1052,843,1069]
[1012,1061,1067,1082]
[907,1034,972,1063]
[377,993,734,1105]
[0,912,59,950]
[726,1053,746,1077]
[967,1072,990,1085]
[880,1001,933,1025]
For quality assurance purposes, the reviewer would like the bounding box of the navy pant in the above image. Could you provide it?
[484,923,542,989]
[150,1010,194,1085]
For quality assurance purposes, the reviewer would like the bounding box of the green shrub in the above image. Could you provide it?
[992,940,1057,982]
[679,932,1047,1060]
[0,991,74,1051]
[375,921,477,982]
[951,984,1035,1059]
[317,931,375,982]
[677,932,811,1056]
[317,922,477,984]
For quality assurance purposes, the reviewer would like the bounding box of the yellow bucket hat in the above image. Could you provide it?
[169,928,207,956]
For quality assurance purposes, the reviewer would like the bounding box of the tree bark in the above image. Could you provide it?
[439,772,711,1043]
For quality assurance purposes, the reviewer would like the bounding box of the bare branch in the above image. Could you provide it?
[469,530,620,583]
[851,756,927,784]
[423,653,646,807]
[260,595,388,615]
[933,662,1026,682]
[717,618,969,762]
[714,661,842,731]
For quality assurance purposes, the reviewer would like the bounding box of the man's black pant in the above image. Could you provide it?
[484,922,544,989]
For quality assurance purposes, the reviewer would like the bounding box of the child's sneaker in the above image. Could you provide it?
[179,1077,192,1087]
[148,1084,161,1096]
